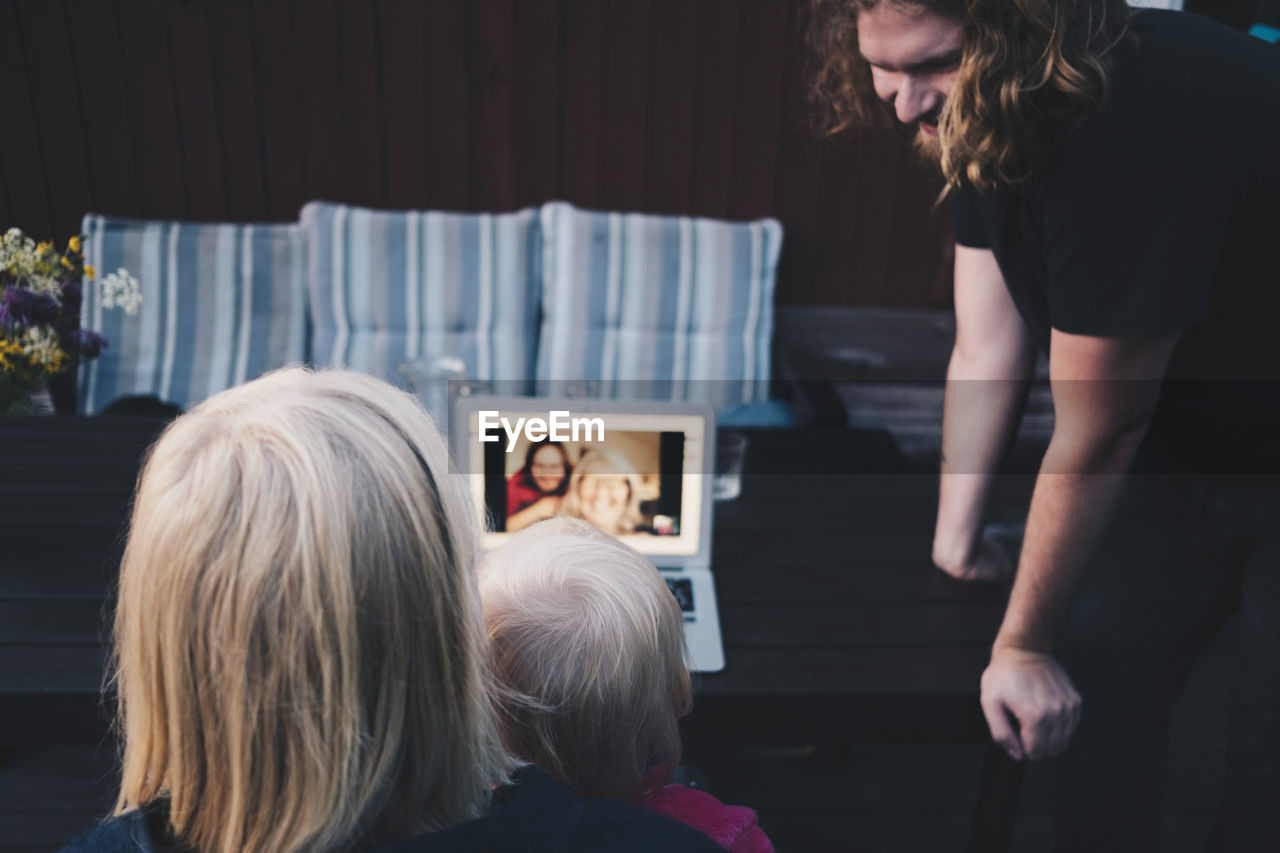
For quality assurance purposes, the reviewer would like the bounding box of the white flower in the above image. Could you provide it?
[101,267,142,316]
[28,272,64,303]
[21,326,62,369]
[0,230,38,278]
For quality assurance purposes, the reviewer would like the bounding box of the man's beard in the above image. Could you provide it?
[908,107,945,175]
[908,126,945,178]
[913,126,943,163]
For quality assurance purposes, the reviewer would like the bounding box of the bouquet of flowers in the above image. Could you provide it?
[0,227,141,413]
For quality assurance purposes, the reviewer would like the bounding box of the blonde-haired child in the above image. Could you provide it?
[479,517,773,852]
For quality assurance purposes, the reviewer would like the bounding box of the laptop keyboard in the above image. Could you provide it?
[665,578,695,613]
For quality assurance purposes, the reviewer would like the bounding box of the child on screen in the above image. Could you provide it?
[478,517,773,853]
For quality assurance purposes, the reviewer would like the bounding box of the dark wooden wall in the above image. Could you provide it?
[0,0,956,308]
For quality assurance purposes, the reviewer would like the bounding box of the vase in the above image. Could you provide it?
[1,383,56,415]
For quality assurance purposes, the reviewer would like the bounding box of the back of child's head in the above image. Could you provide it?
[479,516,692,800]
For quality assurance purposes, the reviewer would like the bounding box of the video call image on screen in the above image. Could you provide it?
[483,429,688,540]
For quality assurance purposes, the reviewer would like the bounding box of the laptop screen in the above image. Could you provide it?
[453,402,711,559]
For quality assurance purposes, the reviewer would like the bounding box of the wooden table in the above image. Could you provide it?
[0,418,1024,851]
[688,428,1023,851]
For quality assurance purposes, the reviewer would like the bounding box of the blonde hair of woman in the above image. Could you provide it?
[109,368,515,853]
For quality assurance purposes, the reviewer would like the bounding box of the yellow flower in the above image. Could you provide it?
[37,240,53,252]
[0,338,25,371]
[85,264,96,279]
[68,236,81,253]
[61,256,74,268]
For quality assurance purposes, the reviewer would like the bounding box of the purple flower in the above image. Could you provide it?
[60,277,83,305]
[69,327,109,358]
[0,286,59,327]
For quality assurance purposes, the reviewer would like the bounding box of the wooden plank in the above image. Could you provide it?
[719,602,1006,647]
[12,1,93,237]
[850,132,902,305]
[336,0,385,207]
[677,743,987,816]
[113,0,188,218]
[0,642,988,702]
[697,645,989,695]
[209,0,269,222]
[685,691,989,746]
[0,600,109,644]
[293,0,345,202]
[724,426,906,473]
[720,475,943,506]
[714,563,1008,607]
[420,0,469,210]
[714,529,937,568]
[0,455,145,488]
[598,0,651,210]
[0,743,119,814]
[511,0,561,207]
[0,0,55,236]
[689,0,740,217]
[813,128,866,302]
[0,558,118,599]
[0,159,11,227]
[559,0,605,207]
[0,644,107,694]
[166,0,227,219]
[727,0,789,220]
[1,487,137,517]
[379,0,433,208]
[770,0,826,305]
[65,0,143,219]
[466,0,516,210]
[248,0,308,220]
[3,521,130,560]
[641,0,699,214]
[713,501,937,533]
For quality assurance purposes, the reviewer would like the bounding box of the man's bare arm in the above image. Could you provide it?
[933,245,1038,580]
[981,328,1180,760]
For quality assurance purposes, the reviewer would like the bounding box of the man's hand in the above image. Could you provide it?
[980,647,1082,761]
[933,534,1013,583]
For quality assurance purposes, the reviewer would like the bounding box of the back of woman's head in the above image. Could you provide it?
[478,517,692,801]
[112,368,514,853]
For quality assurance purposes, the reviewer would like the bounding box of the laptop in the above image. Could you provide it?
[451,395,726,672]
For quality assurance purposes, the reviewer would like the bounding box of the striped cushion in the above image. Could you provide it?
[302,202,540,389]
[78,215,307,414]
[536,202,783,408]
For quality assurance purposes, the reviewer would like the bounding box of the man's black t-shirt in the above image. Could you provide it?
[953,10,1280,473]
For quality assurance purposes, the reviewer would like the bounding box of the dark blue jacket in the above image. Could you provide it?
[59,766,725,852]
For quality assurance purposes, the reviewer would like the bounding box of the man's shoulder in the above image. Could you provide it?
[1095,10,1280,143]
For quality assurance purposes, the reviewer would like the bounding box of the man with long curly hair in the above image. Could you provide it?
[811,1,1280,849]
